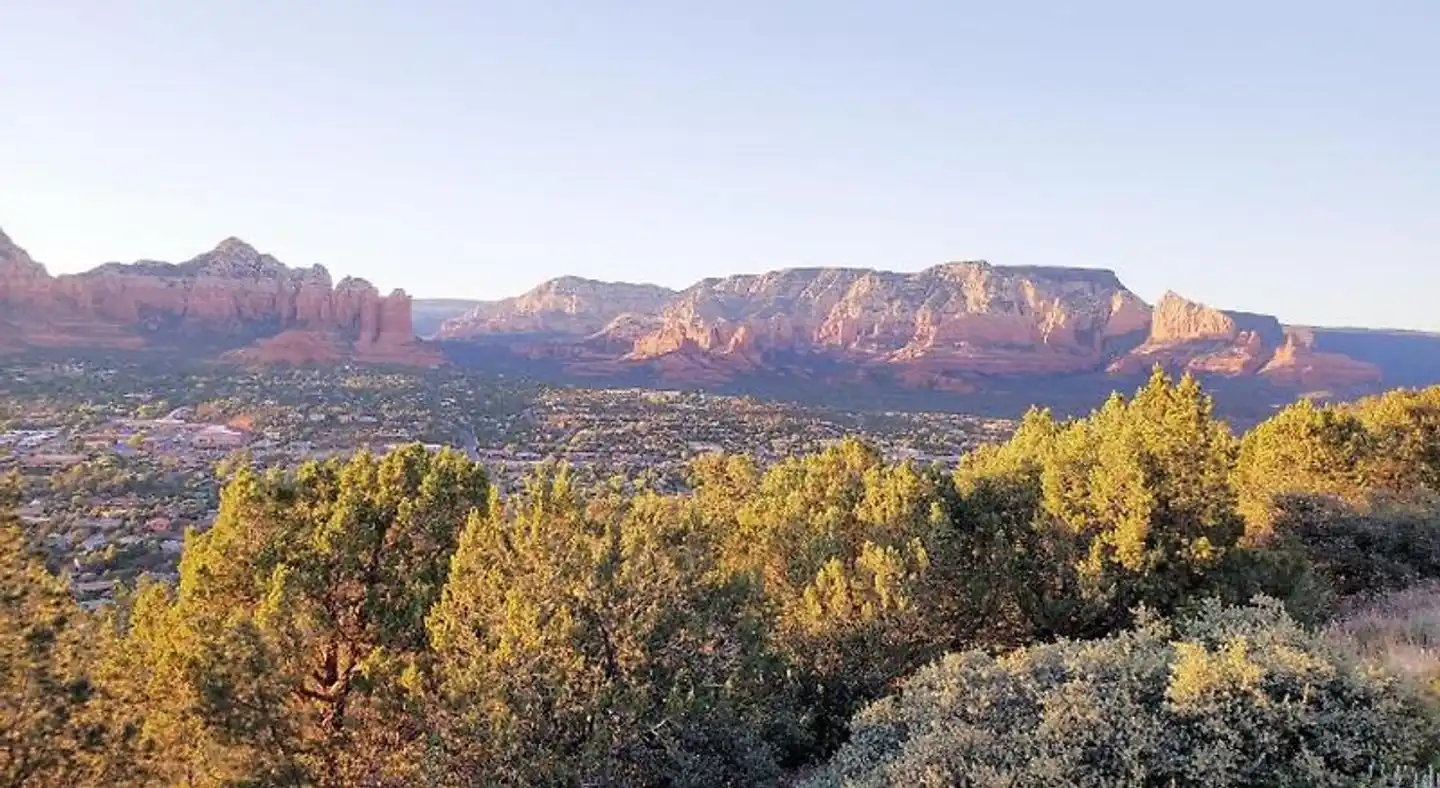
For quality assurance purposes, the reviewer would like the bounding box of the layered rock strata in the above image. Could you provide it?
[0,229,436,365]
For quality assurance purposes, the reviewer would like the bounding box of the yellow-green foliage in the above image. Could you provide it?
[97,444,490,787]
[6,381,1440,786]
[806,599,1437,788]
[1234,399,1369,539]
[426,464,783,787]
[955,369,1245,637]
[1353,387,1440,493]
[701,438,964,754]
[0,476,109,788]
[1236,387,1440,540]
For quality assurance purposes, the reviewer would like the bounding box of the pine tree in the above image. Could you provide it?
[955,370,1245,637]
[707,439,964,757]
[0,474,103,787]
[102,445,489,787]
[1234,398,1372,540]
[426,464,785,787]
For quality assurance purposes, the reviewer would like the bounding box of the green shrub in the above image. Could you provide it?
[806,598,1437,788]
[1270,494,1440,598]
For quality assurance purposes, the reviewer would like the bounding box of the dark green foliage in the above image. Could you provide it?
[1268,495,1440,597]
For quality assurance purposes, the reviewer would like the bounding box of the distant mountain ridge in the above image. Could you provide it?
[437,262,1407,392]
[0,228,437,365]
[437,276,678,340]
[3,223,1434,398]
[412,299,484,338]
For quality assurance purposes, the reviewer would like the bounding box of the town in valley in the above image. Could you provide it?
[0,354,1013,610]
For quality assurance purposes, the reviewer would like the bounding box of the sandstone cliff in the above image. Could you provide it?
[0,228,50,298]
[0,229,437,366]
[444,263,1386,392]
[3,224,1396,388]
[437,277,677,339]
[1108,293,1380,387]
[620,262,1154,376]
[1259,329,1382,387]
[1110,292,1285,376]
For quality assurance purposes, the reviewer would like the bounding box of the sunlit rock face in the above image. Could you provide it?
[0,229,437,366]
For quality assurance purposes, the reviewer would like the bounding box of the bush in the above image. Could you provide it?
[806,599,1438,788]
[1271,494,1440,598]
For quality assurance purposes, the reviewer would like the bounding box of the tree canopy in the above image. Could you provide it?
[6,377,1440,785]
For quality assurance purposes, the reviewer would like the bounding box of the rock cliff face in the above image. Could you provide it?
[0,229,437,366]
[0,229,147,350]
[437,277,677,339]
[1109,292,1380,386]
[0,228,50,298]
[1110,293,1285,376]
[1259,329,1382,388]
[3,225,1400,389]
[622,263,1154,375]
[444,262,1388,392]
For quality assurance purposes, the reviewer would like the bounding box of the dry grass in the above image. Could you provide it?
[1328,583,1440,692]
[1375,767,1440,787]
[1324,585,1440,784]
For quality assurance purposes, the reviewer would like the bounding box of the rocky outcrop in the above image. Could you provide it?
[621,262,1153,375]
[445,264,1391,392]
[1259,329,1382,388]
[3,225,1400,388]
[437,277,677,339]
[0,229,147,350]
[0,228,51,301]
[226,330,345,365]
[0,228,436,366]
[1110,293,1286,377]
[1108,293,1381,390]
[1299,328,1440,389]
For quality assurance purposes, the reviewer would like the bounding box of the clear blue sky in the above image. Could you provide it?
[1,2,1436,329]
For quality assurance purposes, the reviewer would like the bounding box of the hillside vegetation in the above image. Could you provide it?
[5,370,1440,786]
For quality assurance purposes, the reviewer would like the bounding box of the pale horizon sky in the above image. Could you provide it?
[1,1,1436,330]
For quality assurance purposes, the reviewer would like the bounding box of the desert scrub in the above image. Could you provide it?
[806,598,1439,788]
[1328,583,1440,697]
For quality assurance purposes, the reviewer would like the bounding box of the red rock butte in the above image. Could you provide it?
[439,263,1384,390]
[0,228,438,366]
[0,225,1394,389]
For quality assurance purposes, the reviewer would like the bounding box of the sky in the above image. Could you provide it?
[1,1,1436,330]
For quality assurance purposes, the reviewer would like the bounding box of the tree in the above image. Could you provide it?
[707,439,966,758]
[0,474,105,787]
[426,464,785,787]
[1352,387,1440,495]
[101,444,489,787]
[1235,398,1374,540]
[955,370,1245,638]
[1265,494,1440,597]
[1235,388,1440,541]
